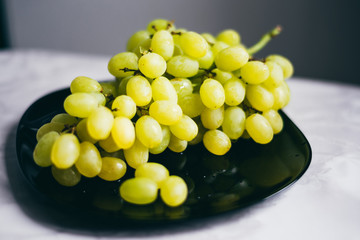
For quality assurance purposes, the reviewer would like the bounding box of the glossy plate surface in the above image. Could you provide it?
[16,88,311,223]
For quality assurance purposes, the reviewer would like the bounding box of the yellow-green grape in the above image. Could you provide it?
[168,133,188,153]
[240,61,270,85]
[203,129,231,155]
[166,55,199,78]
[87,106,114,140]
[200,106,224,130]
[216,29,241,46]
[64,93,98,118]
[98,157,127,181]
[147,19,175,34]
[179,31,208,59]
[170,78,193,98]
[201,32,216,45]
[120,177,158,205]
[75,141,102,178]
[262,109,283,134]
[70,76,102,93]
[151,76,178,103]
[149,100,182,125]
[212,68,238,85]
[214,46,249,72]
[89,92,106,106]
[199,78,225,109]
[111,95,137,119]
[197,48,214,69]
[138,52,167,79]
[99,134,121,153]
[223,79,246,106]
[51,165,81,187]
[100,81,118,98]
[111,116,135,149]
[246,84,274,111]
[211,41,229,56]
[135,115,163,148]
[160,175,188,207]
[117,75,133,95]
[188,119,206,145]
[222,106,246,140]
[76,118,97,144]
[169,115,198,141]
[132,38,152,58]
[51,133,80,169]
[151,30,174,61]
[108,52,139,78]
[149,125,171,154]
[33,131,60,167]
[126,30,151,52]
[270,81,290,110]
[50,113,78,126]
[36,122,64,141]
[262,61,284,89]
[178,93,205,118]
[173,44,183,56]
[124,138,149,169]
[266,54,294,78]
[126,75,152,106]
[135,162,169,188]
[172,28,187,45]
[245,113,273,144]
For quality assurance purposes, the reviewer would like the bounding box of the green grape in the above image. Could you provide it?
[172,28,187,45]
[51,133,80,169]
[76,118,97,144]
[169,115,198,141]
[120,177,158,205]
[89,92,106,106]
[151,76,178,103]
[189,118,206,145]
[149,125,171,154]
[126,30,151,52]
[87,106,114,140]
[216,29,241,46]
[211,41,229,56]
[70,76,102,93]
[170,78,193,98]
[203,129,231,155]
[98,157,127,181]
[111,116,135,149]
[212,68,238,85]
[50,113,78,126]
[166,55,199,78]
[51,165,81,187]
[108,52,139,78]
[100,81,118,98]
[200,106,224,130]
[266,54,294,78]
[75,141,102,178]
[197,48,214,69]
[138,52,167,79]
[112,95,137,119]
[64,92,98,118]
[98,134,121,153]
[222,106,246,140]
[262,61,284,89]
[270,81,290,110]
[132,38,152,58]
[147,19,175,34]
[36,122,64,141]
[246,84,274,111]
[135,162,169,188]
[168,133,188,153]
[179,31,208,58]
[117,75,133,95]
[224,78,246,106]
[126,75,152,106]
[135,115,163,148]
[151,30,174,61]
[245,113,273,144]
[173,44,184,56]
[201,32,216,45]
[262,109,283,134]
[178,93,205,118]
[160,175,188,207]
[124,138,149,169]
[149,100,182,125]
[33,131,60,167]
[199,78,225,109]
[214,46,249,72]
[240,61,270,84]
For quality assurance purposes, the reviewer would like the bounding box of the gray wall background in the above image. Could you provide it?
[3,0,360,85]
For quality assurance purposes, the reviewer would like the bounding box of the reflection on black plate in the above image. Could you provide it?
[16,88,311,222]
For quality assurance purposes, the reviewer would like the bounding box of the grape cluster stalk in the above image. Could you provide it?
[33,19,294,207]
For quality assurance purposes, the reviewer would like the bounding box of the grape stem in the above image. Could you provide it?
[247,25,282,56]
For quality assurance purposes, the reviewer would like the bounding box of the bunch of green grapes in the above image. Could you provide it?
[33,18,293,207]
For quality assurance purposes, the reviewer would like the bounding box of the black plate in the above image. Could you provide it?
[16,87,311,223]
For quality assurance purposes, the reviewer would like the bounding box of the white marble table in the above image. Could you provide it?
[1,49,359,240]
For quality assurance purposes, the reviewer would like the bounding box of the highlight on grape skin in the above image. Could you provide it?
[32,18,293,208]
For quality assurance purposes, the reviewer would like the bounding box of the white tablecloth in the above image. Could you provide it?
[1,49,359,240]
